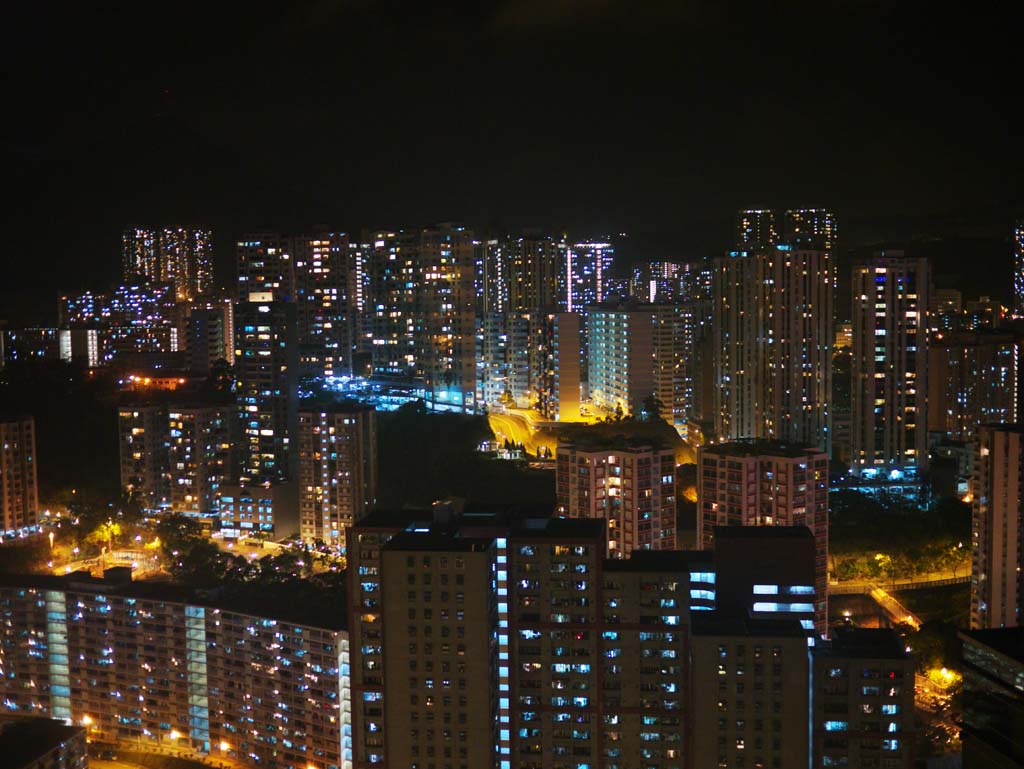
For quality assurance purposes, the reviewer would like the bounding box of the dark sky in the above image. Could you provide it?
[2,1,1021,323]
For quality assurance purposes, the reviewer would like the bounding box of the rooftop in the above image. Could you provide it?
[384,529,494,553]
[0,571,348,631]
[816,627,909,660]
[700,440,825,459]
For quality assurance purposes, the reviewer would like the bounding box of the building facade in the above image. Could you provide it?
[235,297,298,484]
[167,404,238,517]
[970,425,1024,629]
[556,442,678,556]
[0,415,38,534]
[367,225,477,411]
[122,227,212,301]
[586,304,687,432]
[0,573,350,769]
[850,251,930,481]
[811,627,916,768]
[118,403,170,512]
[298,403,378,550]
[690,615,810,769]
[697,443,829,635]
[347,509,766,769]
[928,330,1019,442]
[713,246,833,453]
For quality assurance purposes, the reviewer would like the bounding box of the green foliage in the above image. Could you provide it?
[909,621,963,672]
[830,491,971,560]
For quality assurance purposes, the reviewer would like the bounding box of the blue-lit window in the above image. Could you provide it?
[752,584,778,595]
[824,721,848,732]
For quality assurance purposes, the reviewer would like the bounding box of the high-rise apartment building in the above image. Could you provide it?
[631,260,683,303]
[556,441,677,556]
[481,235,564,313]
[122,227,212,301]
[0,572,351,769]
[959,627,1024,767]
[117,403,170,511]
[367,225,477,410]
[121,227,159,284]
[1014,219,1024,316]
[783,207,838,250]
[0,415,38,534]
[236,233,295,301]
[294,232,354,379]
[297,403,377,550]
[690,615,811,769]
[713,245,833,452]
[811,627,916,768]
[970,425,1024,629]
[477,311,544,408]
[538,311,582,421]
[167,403,238,517]
[184,304,233,374]
[928,330,1019,441]
[1,328,61,369]
[679,261,715,428]
[587,304,687,432]
[736,209,777,248]
[158,227,214,300]
[850,251,930,481]
[349,508,801,769]
[563,240,615,312]
[697,442,829,635]
[235,297,298,484]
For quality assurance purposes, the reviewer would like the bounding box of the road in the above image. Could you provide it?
[489,411,555,457]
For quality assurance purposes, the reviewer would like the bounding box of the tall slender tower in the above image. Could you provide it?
[122,227,159,283]
[1014,219,1024,316]
[293,232,353,379]
[970,425,1024,629]
[783,208,838,250]
[0,415,38,533]
[736,209,777,249]
[367,224,477,410]
[159,227,213,300]
[850,251,930,480]
[235,297,298,483]
[713,245,833,452]
[297,403,377,550]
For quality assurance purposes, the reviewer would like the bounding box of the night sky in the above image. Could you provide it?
[3,1,1021,323]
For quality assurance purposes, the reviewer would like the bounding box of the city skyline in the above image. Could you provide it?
[3,2,1020,323]
[2,3,1022,767]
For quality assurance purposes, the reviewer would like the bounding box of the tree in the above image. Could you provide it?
[154,515,204,559]
[640,393,665,421]
[85,520,122,552]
